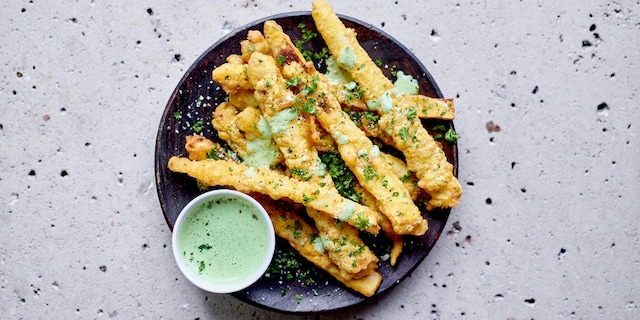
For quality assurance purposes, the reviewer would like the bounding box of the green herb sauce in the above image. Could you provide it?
[337,47,356,69]
[178,196,270,285]
[268,108,298,134]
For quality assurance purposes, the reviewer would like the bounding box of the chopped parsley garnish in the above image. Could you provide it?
[348,111,362,127]
[354,212,371,230]
[302,75,319,95]
[390,64,398,77]
[363,111,380,124]
[198,244,212,251]
[432,124,447,131]
[363,164,378,182]
[198,261,205,273]
[399,126,410,141]
[349,110,379,129]
[173,111,182,119]
[407,108,417,120]
[313,46,330,60]
[400,170,414,182]
[206,148,220,160]
[375,58,383,67]
[444,128,460,143]
[320,151,361,202]
[431,125,460,143]
[295,23,318,62]
[301,50,314,62]
[298,23,317,42]
[302,194,315,204]
[344,83,365,101]
[299,99,318,115]
[291,168,312,180]
[276,55,287,65]
[285,76,300,89]
[286,220,303,239]
[192,120,204,133]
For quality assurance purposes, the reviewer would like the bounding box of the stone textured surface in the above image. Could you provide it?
[1,0,639,319]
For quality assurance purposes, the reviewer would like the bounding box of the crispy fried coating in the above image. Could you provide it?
[382,153,419,201]
[211,102,282,167]
[394,94,455,120]
[225,54,244,65]
[168,157,380,235]
[262,20,336,153]
[246,52,294,116]
[330,83,369,110]
[240,30,271,63]
[306,208,378,280]
[424,180,464,209]
[347,110,396,147]
[211,63,252,94]
[355,185,403,266]
[306,117,336,152]
[263,20,309,69]
[184,135,216,161]
[211,101,247,157]
[235,106,264,140]
[377,111,462,208]
[228,88,259,110]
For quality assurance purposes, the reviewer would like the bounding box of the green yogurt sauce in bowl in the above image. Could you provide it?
[172,189,276,293]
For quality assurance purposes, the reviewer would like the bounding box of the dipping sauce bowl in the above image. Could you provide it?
[172,189,276,293]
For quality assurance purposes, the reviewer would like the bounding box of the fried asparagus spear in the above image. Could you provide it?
[256,194,382,297]
[168,157,380,235]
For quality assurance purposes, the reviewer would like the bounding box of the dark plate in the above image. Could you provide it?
[155,12,457,314]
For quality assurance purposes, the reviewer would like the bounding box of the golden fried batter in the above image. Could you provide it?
[184,135,216,161]
[211,63,252,94]
[378,111,463,208]
[211,101,247,157]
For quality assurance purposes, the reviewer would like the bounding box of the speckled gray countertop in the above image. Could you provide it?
[1,0,639,319]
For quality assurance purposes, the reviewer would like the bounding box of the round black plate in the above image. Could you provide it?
[155,12,457,314]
